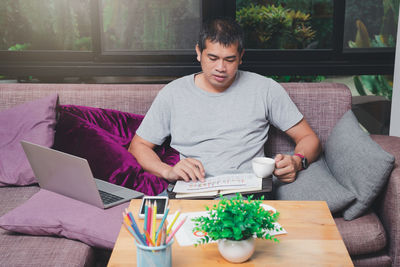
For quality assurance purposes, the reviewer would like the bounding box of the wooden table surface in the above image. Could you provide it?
[108,200,353,267]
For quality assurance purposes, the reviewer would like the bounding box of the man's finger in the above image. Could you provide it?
[183,164,200,182]
[192,165,205,182]
[187,159,205,175]
[174,168,190,182]
[185,158,206,182]
[278,176,295,183]
[274,163,294,177]
[275,155,289,169]
[274,154,284,163]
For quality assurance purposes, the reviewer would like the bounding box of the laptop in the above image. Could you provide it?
[21,141,143,209]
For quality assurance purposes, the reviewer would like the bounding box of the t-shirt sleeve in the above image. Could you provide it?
[265,79,303,132]
[136,89,171,146]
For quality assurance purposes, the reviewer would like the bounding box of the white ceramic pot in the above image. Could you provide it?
[217,237,255,263]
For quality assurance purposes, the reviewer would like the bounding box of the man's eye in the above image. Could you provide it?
[209,57,217,61]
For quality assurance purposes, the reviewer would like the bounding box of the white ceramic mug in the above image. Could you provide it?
[252,157,275,178]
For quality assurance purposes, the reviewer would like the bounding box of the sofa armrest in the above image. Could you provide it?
[370,134,400,266]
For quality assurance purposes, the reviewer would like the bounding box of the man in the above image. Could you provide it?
[129,17,321,185]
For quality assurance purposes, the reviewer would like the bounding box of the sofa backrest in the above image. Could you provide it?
[0,83,164,115]
[266,82,352,155]
[0,82,352,152]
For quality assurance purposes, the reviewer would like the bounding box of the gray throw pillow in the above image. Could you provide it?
[274,156,356,213]
[325,110,395,220]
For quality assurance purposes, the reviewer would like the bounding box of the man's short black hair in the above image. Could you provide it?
[198,17,244,54]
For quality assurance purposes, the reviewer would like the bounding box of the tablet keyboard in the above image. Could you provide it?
[99,190,124,204]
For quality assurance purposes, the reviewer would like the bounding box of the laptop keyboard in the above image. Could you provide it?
[99,190,124,205]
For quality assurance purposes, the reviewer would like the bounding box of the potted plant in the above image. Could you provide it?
[192,193,281,263]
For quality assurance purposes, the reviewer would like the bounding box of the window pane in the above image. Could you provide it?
[344,0,399,49]
[236,0,333,49]
[101,0,201,51]
[0,0,92,51]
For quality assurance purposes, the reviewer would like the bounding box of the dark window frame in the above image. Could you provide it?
[0,0,395,80]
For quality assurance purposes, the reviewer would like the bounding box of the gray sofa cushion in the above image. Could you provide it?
[0,229,95,267]
[0,186,40,216]
[351,253,392,267]
[335,212,387,256]
[274,157,356,213]
[325,110,395,220]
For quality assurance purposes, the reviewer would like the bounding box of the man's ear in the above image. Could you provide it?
[195,44,202,62]
[239,49,245,65]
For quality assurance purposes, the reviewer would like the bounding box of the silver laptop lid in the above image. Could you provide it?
[21,141,107,208]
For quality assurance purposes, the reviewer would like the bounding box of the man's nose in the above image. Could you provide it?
[216,59,226,72]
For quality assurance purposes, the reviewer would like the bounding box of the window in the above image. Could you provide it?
[236,0,333,49]
[344,0,398,49]
[0,0,398,80]
[100,0,201,52]
[0,0,92,51]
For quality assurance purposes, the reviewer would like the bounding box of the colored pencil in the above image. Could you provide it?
[127,212,147,245]
[155,206,169,241]
[144,200,149,233]
[166,216,187,244]
[147,202,152,236]
[127,210,135,223]
[152,201,157,243]
[143,200,149,245]
[144,230,155,247]
[124,209,132,222]
[161,224,167,245]
[156,225,162,246]
[123,218,145,245]
[167,210,180,235]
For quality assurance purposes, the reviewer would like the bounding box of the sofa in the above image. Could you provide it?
[0,82,398,267]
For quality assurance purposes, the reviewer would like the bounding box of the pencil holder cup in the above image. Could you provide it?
[135,239,174,267]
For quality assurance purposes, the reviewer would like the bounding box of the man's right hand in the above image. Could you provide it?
[163,158,205,183]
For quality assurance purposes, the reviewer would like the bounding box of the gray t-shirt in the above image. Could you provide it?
[136,71,303,177]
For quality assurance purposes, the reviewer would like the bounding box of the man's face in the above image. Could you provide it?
[196,39,244,92]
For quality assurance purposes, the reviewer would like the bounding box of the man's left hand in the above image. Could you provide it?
[273,154,302,183]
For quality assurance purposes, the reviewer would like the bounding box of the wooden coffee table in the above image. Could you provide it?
[108,200,353,266]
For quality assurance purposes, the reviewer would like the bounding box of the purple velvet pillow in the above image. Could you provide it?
[53,105,179,196]
[0,94,58,186]
[0,189,127,249]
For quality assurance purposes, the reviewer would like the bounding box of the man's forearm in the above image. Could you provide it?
[128,140,172,179]
[293,133,322,164]
[129,135,205,182]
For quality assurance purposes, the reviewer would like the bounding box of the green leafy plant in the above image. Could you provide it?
[354,75,393,100]
[192,193,280,244]
[236,4,315,49]
[1,1,92,51]
[237,0,333,49]
[8,43,31,51]
[269,75,326,83]
[348,19,395,100]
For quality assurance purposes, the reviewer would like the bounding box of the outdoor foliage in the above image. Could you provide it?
[347,0,398,100]
[354,75,393,100]
[274,0,333,49]
[192,193,280,244]
[345,0,399,47]
[269,75,326,83]
[0,0,92,51]
[236,0,333,49]
[236,4,316,49]
[101,0,200,50]
[0,0,200,52]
